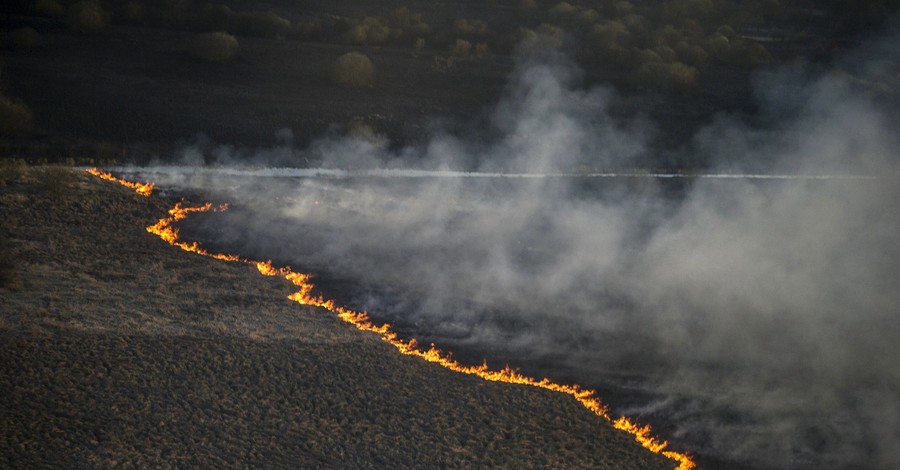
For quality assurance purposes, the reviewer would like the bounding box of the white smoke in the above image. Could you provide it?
[119,37,900,469]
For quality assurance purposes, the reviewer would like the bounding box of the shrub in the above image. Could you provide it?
[653,45,678,62]
[631,60,697,91]
[331,52,375,87]
[730,42,771,68]
[0,94,35,138]
[674,40,708,66]
[191,32,239,62]
[549,2,577,18]
[590,20,629,53]
[341,17,392,45]
[389,8,430,38]
[231,11,291,38]
[67,0,109,32]
[453,18,489,38]
[705,32,730,60]
[294,19,323,40]
[474,42,489,58]
[34,0,64,18]
[450,38,472,58]
[0,158,28,186]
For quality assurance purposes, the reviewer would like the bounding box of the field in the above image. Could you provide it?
[0,167,676,468]
[3,1,899,468]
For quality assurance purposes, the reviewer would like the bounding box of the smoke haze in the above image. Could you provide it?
[123,37,900,469]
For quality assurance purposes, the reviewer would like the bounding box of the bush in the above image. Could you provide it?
[293,19,323,40]
[704,32,730,60]
[231,11,291,38]
[0,158,28,186]
[331,52,375,87]
[341,17,392,45]
[450,39,472,58]
[474,42,489,58]
[453,19,489,38]
[190,32,239,62]
[631,61,697,91]
[674,40,708,66]
[389,8,430,38]
[729,42,771,68]
[0,94,35,138]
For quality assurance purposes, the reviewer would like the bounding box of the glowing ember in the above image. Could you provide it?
[86,168,155,197]
[87,168,696,470]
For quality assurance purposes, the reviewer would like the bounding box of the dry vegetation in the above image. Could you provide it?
[332,52,376,87]
[0,167,674,469]
[190,31,239,62]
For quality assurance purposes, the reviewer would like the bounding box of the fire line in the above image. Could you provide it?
[87,168,696,470]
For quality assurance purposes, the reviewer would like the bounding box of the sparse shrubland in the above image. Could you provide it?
[190,32,239,62]
[334,8,430,46]
[331,52,376,87]
[496,0,784,89]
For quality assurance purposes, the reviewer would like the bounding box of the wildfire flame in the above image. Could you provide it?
[88,168,696,470]
[86,168,155,197]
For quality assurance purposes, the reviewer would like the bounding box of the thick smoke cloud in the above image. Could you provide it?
[129,38,899,469]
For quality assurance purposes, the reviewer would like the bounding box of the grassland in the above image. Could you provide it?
[0,167,675,468]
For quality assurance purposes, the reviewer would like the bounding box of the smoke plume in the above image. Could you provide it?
[125,37,900,469]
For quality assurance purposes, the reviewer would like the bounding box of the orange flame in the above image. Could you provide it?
[86,168,155,197]
[87,168,696,470]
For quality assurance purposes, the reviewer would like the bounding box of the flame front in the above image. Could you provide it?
[86,168,155,197]
[88,169,696,470]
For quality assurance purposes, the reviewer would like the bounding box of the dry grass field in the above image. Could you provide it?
[0,167,675,469]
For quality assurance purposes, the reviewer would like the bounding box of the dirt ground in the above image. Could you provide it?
[0,167,677,469]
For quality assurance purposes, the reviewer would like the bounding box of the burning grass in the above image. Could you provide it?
[91,168,695,469]
[0,167,676,468]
